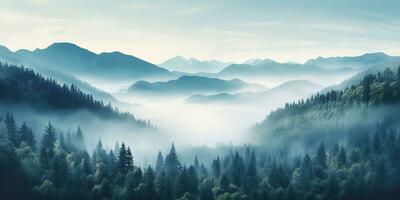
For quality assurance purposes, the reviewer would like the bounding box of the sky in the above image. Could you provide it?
[1,0,400,64]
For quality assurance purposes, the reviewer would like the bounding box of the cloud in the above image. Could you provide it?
[177,5,213,15]
[26,0,49,4]
[120,3,151,10]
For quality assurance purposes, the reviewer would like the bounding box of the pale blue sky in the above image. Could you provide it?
[1,0,399,63]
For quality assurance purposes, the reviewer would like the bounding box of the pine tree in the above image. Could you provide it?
[194,155,200,171]
[177,166,189,197]
[19,122,35,150]
[315,142,327,168]
[118,143,128,175]
[299,154,313,190]
[5,113,19,147]
[165,143,181,179]
[231,152,245,187]
[40,122,57,169]
[144,167,158,200]
[155,151,164,174]
[74,126,86,152]
[211,156,221,178]
[244,150,257,194]
[126,147,134,172]
[187,166,199,195]
[95,139,107,163]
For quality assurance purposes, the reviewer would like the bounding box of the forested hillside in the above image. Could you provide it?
[0,63,149,128]
[253,66,400,147]
[1,112,400,200]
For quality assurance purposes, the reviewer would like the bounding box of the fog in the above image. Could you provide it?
[55,71,353,164]
[0,70,358,166]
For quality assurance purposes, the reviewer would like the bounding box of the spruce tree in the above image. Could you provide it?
[244,150,257,194]
[74,126,86,152]
[155,151,164,174]
[165,143,181,179]
[315,142,327,168]
[40,122,57,169]
[211,156,221,178]
[5,113,19,147]
[144,167,158,200]
[126,147,134,172]
[19,122,35,150]
[118,143,128,175]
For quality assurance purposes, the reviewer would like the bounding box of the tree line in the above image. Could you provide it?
[1,112,400,200]
[0,63,152,128]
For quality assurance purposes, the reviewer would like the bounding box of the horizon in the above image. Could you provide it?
[1,0,400,64]
[0,41,396,65]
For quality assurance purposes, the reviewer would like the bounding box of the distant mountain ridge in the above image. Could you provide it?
[0,42,173,82]
[128,75,265,96]
[217,62,352,78]
[305,52,400,70]
[160,55,231,73]
[187,79,322,104]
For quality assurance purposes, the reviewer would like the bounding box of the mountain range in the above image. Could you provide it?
[306,52,400,70]
[160,55,231,73]
[128,75,265,96]
[186,80,323,104]
[0,43,173,82]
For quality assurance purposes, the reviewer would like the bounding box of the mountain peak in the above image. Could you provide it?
[42,42,95,56]
[46,42,82,50]
[244,58,277,65]
[361,52,389,57]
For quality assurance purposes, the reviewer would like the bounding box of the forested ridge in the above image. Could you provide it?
[1,112,400,200]
[1,65,400,200]
[0,63,150,128]
[253,66,400,145]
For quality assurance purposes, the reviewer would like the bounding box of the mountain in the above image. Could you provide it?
[217,61,353,78]
[0,43,173,82]
[252,66,400,147]
[322,60,400,93]
[306,52,400,70]
[128,75,265,96]
[0,63,150,128]
[160,55,231,73]
[243,58,277,66]
[187,80,323,104]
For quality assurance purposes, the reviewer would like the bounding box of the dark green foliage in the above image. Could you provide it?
[5,113,19,146]
[40,122,56,170]
[165,143,181,179]
[1,66,400,200]
[155,151,164,174]
[118,143,135,175]
[19,122,36,150]
[0,63,150,128]
[211,156,221,178]
[1,114,400,200]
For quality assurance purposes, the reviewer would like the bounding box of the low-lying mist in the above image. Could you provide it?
[37,72,355,166]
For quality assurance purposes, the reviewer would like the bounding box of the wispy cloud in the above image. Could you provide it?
[177,5,213,15]
[120,3,151,11]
